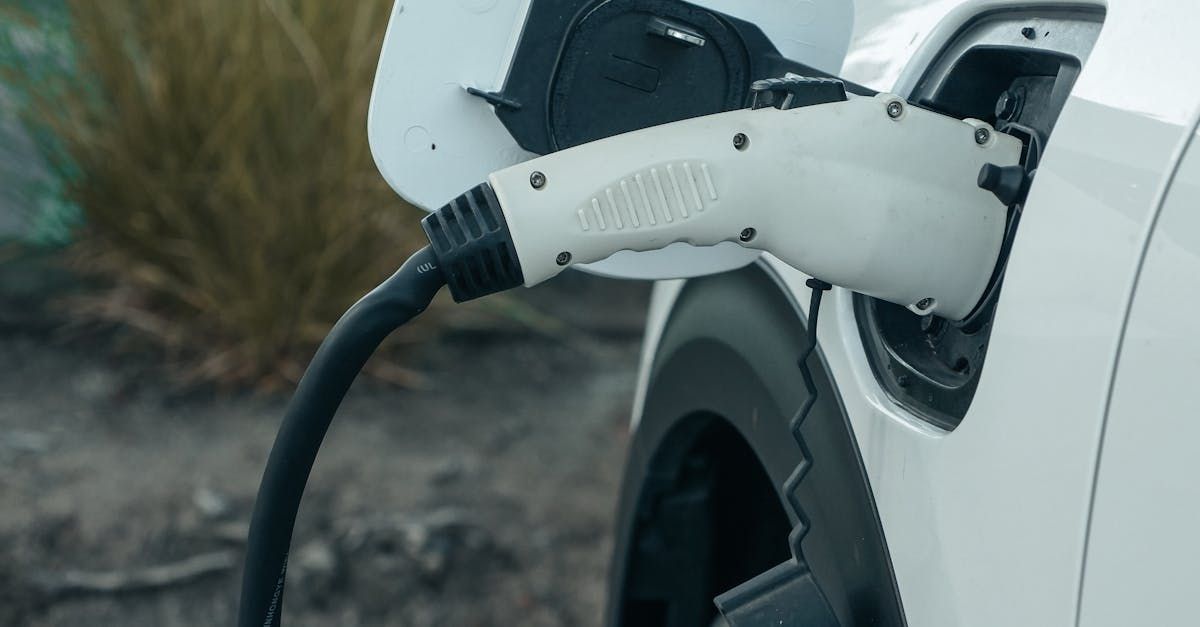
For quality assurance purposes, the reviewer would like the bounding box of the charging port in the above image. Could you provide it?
[854,7,1104,430]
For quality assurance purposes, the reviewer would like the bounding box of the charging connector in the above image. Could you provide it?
[240,82,1023,627]
[486,92,1021,320]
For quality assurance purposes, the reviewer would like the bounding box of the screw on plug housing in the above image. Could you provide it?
[1021,26,1037,39]
[733,133,748,151]
[916,298,935,310]
[530,171,546,189]
[739,228,757,242]
[974,127,991,145]
[886,100,904,119]
[555,251,572,266]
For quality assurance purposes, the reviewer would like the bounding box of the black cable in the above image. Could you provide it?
[237,246,445,627]
[783,278,832,557]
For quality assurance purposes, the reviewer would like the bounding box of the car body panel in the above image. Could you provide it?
[629,0,1200,624]
[1078,117,1200,627]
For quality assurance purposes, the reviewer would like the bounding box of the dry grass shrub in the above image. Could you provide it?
[6,0,441,387]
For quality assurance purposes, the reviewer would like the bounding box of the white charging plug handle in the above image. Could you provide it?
[487,93,1022,320]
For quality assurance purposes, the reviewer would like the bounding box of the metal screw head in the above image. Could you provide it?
[738,227,757,242]
[995,90,1019,120]
[732,133,749,151]
[974,127,991,145]
[530,171,547,189]
[1020,26,1036,39]
[555,251,571,266]
[886,100,904,119]
[916,297,935,310]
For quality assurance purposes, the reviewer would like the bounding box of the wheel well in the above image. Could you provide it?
[605,262,905,627]
[619,413,791,627]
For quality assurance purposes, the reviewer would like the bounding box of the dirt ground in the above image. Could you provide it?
[0,263,650,627]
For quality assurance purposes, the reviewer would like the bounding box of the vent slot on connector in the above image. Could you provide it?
[854,8,1104,430]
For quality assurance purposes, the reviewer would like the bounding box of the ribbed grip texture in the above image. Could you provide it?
[421,182,525,303]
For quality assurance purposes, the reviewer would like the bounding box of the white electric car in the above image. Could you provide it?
[368,1,1200,625]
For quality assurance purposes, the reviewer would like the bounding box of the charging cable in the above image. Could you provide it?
[238,182,523,627]
[237,247,445,627]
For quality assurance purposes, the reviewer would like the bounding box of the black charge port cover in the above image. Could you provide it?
[548,0,750,150]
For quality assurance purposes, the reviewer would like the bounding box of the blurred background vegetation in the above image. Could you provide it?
[0,4,647,624]
[0,0,78,246]
[1,0,440,387]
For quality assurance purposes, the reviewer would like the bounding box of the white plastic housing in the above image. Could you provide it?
[367,0,853,281]
[488,94,1021,320]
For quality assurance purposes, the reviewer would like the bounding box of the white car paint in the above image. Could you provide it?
[1077,115,1200,626]
[630,1,1200,625]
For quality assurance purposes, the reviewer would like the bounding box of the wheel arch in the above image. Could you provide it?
[606,261,905,627]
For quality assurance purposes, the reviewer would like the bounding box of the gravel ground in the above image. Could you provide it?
[0,266,649,626]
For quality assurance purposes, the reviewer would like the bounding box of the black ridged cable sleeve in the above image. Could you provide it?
[421,181,524,303]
